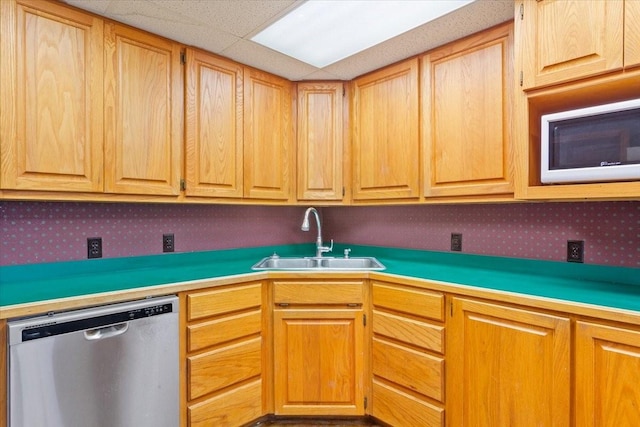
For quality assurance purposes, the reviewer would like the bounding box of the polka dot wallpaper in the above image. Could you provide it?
[1,201,638,267]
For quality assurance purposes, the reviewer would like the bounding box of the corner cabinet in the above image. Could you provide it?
[184,48,244,198]
[181,282,265,427]
[575,321,640,426]
[421,22,514,198]
[103,22,183,195]
[352,59,420,201]
[243,68,294,201]
[0,0,104,193]
[272,281,366,416]
[370,281,446,427]
[297,82,346,202]
[447,297,571,427]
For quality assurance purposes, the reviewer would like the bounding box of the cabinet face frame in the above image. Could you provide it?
[103,22,183,196]
[0,0,104,192]
[352,58,421,201]
[422,22,514,198]
[185,48,244,198]
[625,0,640,68]
[296,82,345,201]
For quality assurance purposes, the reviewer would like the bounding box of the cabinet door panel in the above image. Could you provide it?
[104,23,182,195]
[448,298,570,427]
[243,68,293,200]
[520,0,624,89]
[1,0,103,192]
[626,0,640,68]
[576,321,640,427]
[273,309,364,416]
[353,59,420,200]
[297,82,344,201]
[185,49,243,198]
[423,23,513,197]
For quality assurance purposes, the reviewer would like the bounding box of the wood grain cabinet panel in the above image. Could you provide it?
[626,0,640,68]
[372,281,444,321]
[187,282,261,321]
[1,0,104,192]
[519,0,624,89]
[372,379,444,427]
[188,379,262,427]
[575,321,640,427]
[185,48,244,198]
[104,22,182,195]
[243,67,294,201]
[447,297,570,427]
[422,23,513,198]
[297,82,345,201]
[352,58,420,200]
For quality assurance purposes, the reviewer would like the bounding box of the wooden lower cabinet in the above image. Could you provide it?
[272,280,366,416]
[575,321,640,426]
[447,297,570,427]
[370,281,445,427]
[181,281,264,427]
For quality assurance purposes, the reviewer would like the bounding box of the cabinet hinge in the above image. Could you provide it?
[519,3,524,20]
[278,303,290,307]
[450,301,454,317]
[342,86,346,97]
[180,51,186,64]
[180,179,186,191]
[363,314,367,327]
[342,187,345,197]
[364,396,368,409]
[519,71,523,87]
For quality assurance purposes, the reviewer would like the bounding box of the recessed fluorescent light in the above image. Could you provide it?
[251,0,474,68]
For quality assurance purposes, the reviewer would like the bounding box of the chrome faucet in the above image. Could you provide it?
[301,207,333,258]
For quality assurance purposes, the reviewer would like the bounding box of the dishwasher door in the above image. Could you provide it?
[8,295,179,427]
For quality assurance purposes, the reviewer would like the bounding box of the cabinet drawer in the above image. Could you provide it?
[189,379,262,427]
[372,282,444,321]
[188,309,261,352]
[372,379,444,427]
[188,337,261,400]
[372,338,444,402]
[273,281,363,305]
[373,309,444,353]
[187,282,262,321]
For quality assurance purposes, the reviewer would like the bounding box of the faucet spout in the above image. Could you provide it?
[301,207,333,258]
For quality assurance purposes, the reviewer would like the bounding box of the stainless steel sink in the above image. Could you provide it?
[251,255,385,271]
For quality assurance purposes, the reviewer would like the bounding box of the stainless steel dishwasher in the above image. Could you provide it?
[7,295,179,427]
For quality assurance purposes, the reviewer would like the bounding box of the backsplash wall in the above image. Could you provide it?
[1,201,638,267]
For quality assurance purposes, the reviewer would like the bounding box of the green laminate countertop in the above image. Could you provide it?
[1,243,639,315]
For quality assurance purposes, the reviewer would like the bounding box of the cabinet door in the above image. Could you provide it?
[243,68,294,201]
[576,321,640,427]
[297,82,344,201]
[353,59,420,200]
[0,0,103,192]
[185,48,243,198]
[273,308,365,416]
[626,0,640,68]
[422,23,513,198]
[520,0,624,89]
[104,23,182,195]
[448,298,570,427]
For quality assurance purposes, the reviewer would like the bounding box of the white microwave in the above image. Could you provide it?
[541,98,640,184]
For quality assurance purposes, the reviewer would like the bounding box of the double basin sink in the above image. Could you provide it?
[252,255,385,271]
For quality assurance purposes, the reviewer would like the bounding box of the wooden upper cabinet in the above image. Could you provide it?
[422,23,514,198]
[626,0,640,68]
[447,298,571,427]
[185,48,244,198]
[352,59,420,201]
[519,0,624,90]
[243,68,294,201]
[575,321,640,427]
[103,23,182,195]
[297,82,345,201]
[0,0,104,192]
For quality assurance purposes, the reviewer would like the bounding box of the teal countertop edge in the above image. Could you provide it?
[1,243,639,312]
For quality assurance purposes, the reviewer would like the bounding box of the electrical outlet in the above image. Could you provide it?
[567,240,584,263]
[87,237,102,259]
[451,233,462,252]
[163,233,175,253]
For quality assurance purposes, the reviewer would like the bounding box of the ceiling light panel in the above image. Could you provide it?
[251,0,474,68]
